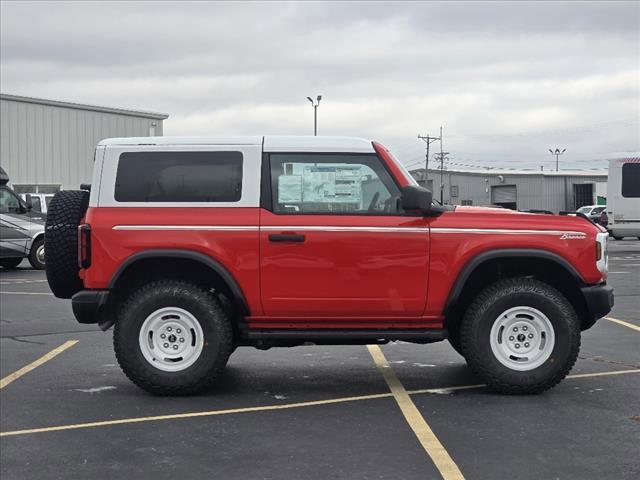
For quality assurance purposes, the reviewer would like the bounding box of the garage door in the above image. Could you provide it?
[492,185,517,204]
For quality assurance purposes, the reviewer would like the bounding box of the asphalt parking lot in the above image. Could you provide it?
[1,241,639,480]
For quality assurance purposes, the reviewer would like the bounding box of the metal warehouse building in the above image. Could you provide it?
[0,93,168,193]
[411,167,607,213]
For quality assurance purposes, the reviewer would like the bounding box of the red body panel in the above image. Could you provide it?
[82,207,263,315]
[424,209,603,317]
[257,209,433,327]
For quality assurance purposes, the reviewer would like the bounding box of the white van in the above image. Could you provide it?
[606,158,640,240]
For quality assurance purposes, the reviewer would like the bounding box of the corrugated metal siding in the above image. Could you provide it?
[0,98,165,190]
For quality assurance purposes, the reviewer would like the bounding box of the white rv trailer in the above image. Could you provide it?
[606,157,640,240]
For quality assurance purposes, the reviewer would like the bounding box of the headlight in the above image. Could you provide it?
[596,232,608,274]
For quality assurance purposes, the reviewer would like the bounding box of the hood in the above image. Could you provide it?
[443,205,600,233]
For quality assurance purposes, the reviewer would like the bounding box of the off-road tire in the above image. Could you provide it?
[28,237,45,270]
[114,280,234,396]
[44,190,89,298]
[460,278,580,394]
[0,258,22,269]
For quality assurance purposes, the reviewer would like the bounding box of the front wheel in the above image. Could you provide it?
[460,278,580,394]
[114,280,234,396]
[28,237,45,270]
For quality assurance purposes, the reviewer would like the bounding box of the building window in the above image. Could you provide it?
[450,185,459,198]
[115,151,243,202]
[461,199,473,206]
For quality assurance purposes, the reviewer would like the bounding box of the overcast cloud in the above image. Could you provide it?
[1,1,638,170]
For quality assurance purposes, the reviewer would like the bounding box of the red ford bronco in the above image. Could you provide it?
[45,136,613,396]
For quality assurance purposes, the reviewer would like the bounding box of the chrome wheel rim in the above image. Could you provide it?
[36,244,45,264]
[489,306,555,371]
[138,307,204,372]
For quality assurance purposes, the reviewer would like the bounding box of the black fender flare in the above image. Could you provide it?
[109,249,250,316]
[443,248,586,316]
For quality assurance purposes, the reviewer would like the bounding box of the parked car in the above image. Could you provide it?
[44,136,613,396]
[0,166,46,269]
[576,205,606,222]
[605,157,640,240]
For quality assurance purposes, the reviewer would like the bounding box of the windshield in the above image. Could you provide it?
[577,206,591,214]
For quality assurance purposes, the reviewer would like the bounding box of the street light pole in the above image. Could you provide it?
[548,148,566,172]
[306,95,322,135]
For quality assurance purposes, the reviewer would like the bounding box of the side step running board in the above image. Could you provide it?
[243,329,447,342]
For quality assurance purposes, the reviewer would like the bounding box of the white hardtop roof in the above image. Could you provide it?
[97,135,375,152]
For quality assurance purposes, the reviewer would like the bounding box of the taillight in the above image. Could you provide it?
[595,232,608,275]
[78,224,91,269]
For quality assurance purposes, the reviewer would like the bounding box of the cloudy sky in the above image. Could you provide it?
[1,1,638,171]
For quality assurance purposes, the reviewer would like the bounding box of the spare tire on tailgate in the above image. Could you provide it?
[45,190,89,298]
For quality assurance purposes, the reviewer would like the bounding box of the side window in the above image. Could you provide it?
[0,188,24,214]
[114,151,243,202]
[621,163,640,198]
[30,196,42,212]
[270,154,401,215]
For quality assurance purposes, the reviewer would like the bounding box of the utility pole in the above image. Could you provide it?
[433,151,449,204]
[307,95,322,135]
[548,148,566,172]
[417,132,441,186]
[437,126,448,204]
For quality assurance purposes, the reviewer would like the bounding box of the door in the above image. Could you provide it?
[260,152,430,319]
[491,185,517,210]
[573,183,594,210]
[0,187,30,258]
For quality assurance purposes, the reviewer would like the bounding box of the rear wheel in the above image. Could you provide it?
[44,190,89,298]
[460,278,580,394]
[28,237,45,270]
[0,258,22,269]
[114,280,234,396]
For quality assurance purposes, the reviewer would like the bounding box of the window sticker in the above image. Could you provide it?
[300,166,363,204]
[278,175,303,203]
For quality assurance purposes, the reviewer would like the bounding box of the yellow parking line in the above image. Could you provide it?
[1,392,394,437]
[604,316,640,332]
[567,369,640,379]
[367,344,464,480]
[1,367,637,438]
[0,340,78,390]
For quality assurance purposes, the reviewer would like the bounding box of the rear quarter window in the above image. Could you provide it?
[114,151,243,202]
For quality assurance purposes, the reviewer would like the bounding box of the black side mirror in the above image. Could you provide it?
[401,185,432,214]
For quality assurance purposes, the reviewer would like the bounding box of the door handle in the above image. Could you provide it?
[268,233,306,243]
